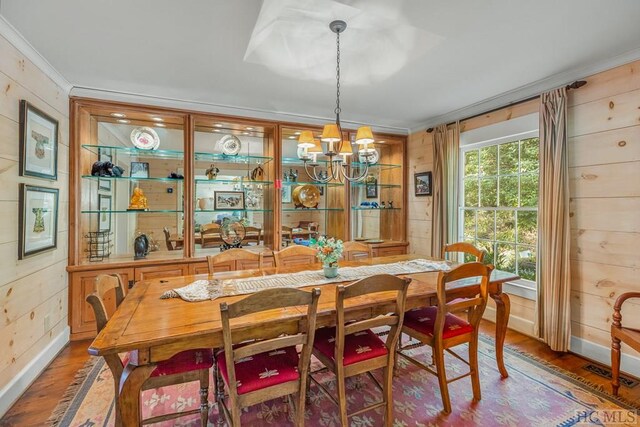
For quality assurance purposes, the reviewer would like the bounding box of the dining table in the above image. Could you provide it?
[89,254,516,426]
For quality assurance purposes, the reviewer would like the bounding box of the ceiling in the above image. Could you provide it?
[2,0,640,133]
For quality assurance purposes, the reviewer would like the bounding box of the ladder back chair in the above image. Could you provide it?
[342,241,372,261]
[442,242,485,263]
[216,287,321,426]
[611,292,640,395]
[207,248,264,274]
[397,262,493,414]
[310,274,411,426]
[273,244,318,268]
[86,274,212,426]
[201,223,222,248]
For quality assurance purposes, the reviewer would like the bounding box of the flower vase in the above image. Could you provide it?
[323,264,338,278]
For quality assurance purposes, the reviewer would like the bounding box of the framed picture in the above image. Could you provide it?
[130,162,149,178]
[98,194,112,231]
[98,149,112,191]
[317,185,324,196]
[214,191,245,210]
[18,184,59,259]
[282,185,292,204]
[414,171,433,196]
[365,176,378,199]
[19,100,59,180]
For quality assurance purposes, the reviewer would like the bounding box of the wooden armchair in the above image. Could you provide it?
[274,245,319,268]
[611,292,640,395]
[342,241,372,261]
[281,225,293,247]
[201,223,222,248]
[163,227,183,251]
[443,242,485,263]
[243,226,262,246]
[207,248,264,274]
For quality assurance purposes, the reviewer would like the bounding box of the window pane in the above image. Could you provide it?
[520,173,538,207]
[480,177,497,207]
[496,243,517,274]
[517,245,537,281]
[476,210,494,240]
[517,211,537,245]
[480,145,498,176]
[476,240,495,265]
[464,178,479,207]
[463,209,476,240]
[496,210,515,242]
[464,150,479,176]
[520,138,539,173]
[499,141,518,174]
[499,176,518,207]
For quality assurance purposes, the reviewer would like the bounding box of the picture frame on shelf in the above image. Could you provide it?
[130,161,150,178]
[414,171,432,196]
[282,185,292,203]
[214,191,245,210]
[317,185,324,196]
[98,194,112,232]
[98,149,112,191]
[18,184,59,259]
[19,100,59,180]
[365,176,378,199]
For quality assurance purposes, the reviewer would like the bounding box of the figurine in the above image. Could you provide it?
[284,168,298,182]
[250,164,264,181]
[205,164,219,180]
[167,172,183,179]
[380,201,386,209]
[128,187,148,210]
[388,201,394,209]
[134,234,149,260]
[91,161,124,177]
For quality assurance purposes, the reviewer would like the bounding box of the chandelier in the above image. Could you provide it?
[298,20,375,183]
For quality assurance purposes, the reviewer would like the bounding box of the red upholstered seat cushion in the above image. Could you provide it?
[216,346,300,395]
[313,327,388,366]
[403,306,473,339]
[122,349,213,377]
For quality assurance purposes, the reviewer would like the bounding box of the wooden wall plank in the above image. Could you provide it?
[459,99,538,133]
[569,60,640,107]
[568,125,640,168]
[569,161,640,198]
[571,260,639,299]
[571,229,639,269]
[568,88,640,138]
[570,197,640,233]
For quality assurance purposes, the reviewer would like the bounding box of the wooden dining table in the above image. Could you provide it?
[89,254,516,426]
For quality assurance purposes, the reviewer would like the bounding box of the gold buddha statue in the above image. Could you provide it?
[128,187,148,210]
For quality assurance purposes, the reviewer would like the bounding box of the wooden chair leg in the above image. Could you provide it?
[297,379,308,426]
[434,347,452,414]
[383,365,394,427]
[612,337,621,396]
[469,337,481,402]
[336,367,349,426]
[199,368,210,426]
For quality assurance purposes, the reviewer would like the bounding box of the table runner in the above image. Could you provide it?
[160,258,450,302]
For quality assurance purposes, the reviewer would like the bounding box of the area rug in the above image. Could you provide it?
[48,335,639,426]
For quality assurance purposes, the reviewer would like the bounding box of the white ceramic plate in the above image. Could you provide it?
[130,127,160,150]
[359,148,379,164]
[219,134,242,155]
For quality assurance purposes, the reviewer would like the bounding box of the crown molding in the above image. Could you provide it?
[70,85,409,135]
[409,46,640,134]
[0,14,72,94]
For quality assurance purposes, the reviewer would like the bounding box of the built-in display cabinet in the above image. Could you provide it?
[68,98,407,339]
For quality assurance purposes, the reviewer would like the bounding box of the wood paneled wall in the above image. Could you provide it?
[406,130,433,255]
[0,34,70,402]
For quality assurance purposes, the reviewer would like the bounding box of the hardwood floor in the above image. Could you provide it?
[1,321,638,426]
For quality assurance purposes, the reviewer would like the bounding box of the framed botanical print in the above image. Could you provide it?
[19,100,59,180]
[282,185,292,204]
[18,184,59,259]
[414,171,433,196]
[130,161,150,178]
[98,194,112,232]
[365,175,378,199]
[214,191,245,210]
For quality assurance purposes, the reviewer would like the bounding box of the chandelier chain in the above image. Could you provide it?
[334,30,341,122]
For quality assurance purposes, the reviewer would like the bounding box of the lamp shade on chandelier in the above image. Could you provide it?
[298,20,376,183]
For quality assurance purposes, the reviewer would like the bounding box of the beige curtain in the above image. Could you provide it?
[431,122,459,258]
[537,88,572,352]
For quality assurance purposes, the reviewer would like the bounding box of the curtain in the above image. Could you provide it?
[431,122,459,258]
[537,88,572,352]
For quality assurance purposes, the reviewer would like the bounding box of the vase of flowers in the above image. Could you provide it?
[311,236,344,278]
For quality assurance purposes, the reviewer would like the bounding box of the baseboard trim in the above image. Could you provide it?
[570,335,640,379]
[0,326,70,417]
[483,306,536,337]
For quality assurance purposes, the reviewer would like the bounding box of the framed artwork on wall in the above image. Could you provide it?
[18,184,59,259]
[282,185,292,203]
[130,162,150,178]
[98,149,112,191]
[414,171,433,196]
[19,100,59,180]
[365,175,378,199]
[98,194,112,232]
[214,191,245,210]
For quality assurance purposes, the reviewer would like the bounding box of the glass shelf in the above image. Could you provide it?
[81,209,184,214]
[82,175,185,183]
[82,144,184,159]
[351,207,402,211]
[281,180,343,187]
[350,162,402,171]
[281,157,331,166]
[195,179,273,185]
[350,183,401,188]
[282,208,344,212]
[195,209,273,213]
[195,152,273,165]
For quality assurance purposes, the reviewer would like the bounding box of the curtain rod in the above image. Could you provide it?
[425,80,587,133]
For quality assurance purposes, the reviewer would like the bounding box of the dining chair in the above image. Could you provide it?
[397,262,493,414]
[201,223,221,248]
[86,274,213,426]
[273,244,318,268]
[163,226,183,251]
[310,274,411,426]
[243,226,262,245]
[442,242,485,263]
[611,292,640,395]
[206,248,264,274]
[281,225,293,247]
[215,287,321,426]
[342,241,372,261]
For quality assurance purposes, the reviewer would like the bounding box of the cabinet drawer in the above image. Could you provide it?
[134,264,190,282]
[373,246,407,257]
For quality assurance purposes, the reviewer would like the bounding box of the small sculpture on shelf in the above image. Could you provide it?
[133,233,149,260]
[250,164,264,181]
[388,201,394,209]
[91,161,124,177]
[167,172,184,179]
[205,164,219,180]
[380,201,386,209]
[128,186,149,210]
[284,168,298,182]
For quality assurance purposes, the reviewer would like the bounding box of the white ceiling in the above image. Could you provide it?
[2,0,640,133]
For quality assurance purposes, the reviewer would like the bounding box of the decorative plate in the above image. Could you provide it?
[359,148,379,164]
[219,134,242,156]
[292,184,321,208]
[130,127,160,150]
[221,221,246,245]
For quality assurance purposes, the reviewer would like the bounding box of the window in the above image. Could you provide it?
[459,114,539,292]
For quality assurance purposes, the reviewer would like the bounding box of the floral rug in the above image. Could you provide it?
[48,335,639,426]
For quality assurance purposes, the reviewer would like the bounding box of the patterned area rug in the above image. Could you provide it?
[48,335,639,426]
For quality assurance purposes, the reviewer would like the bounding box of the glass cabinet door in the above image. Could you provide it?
[193,117,275,256]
